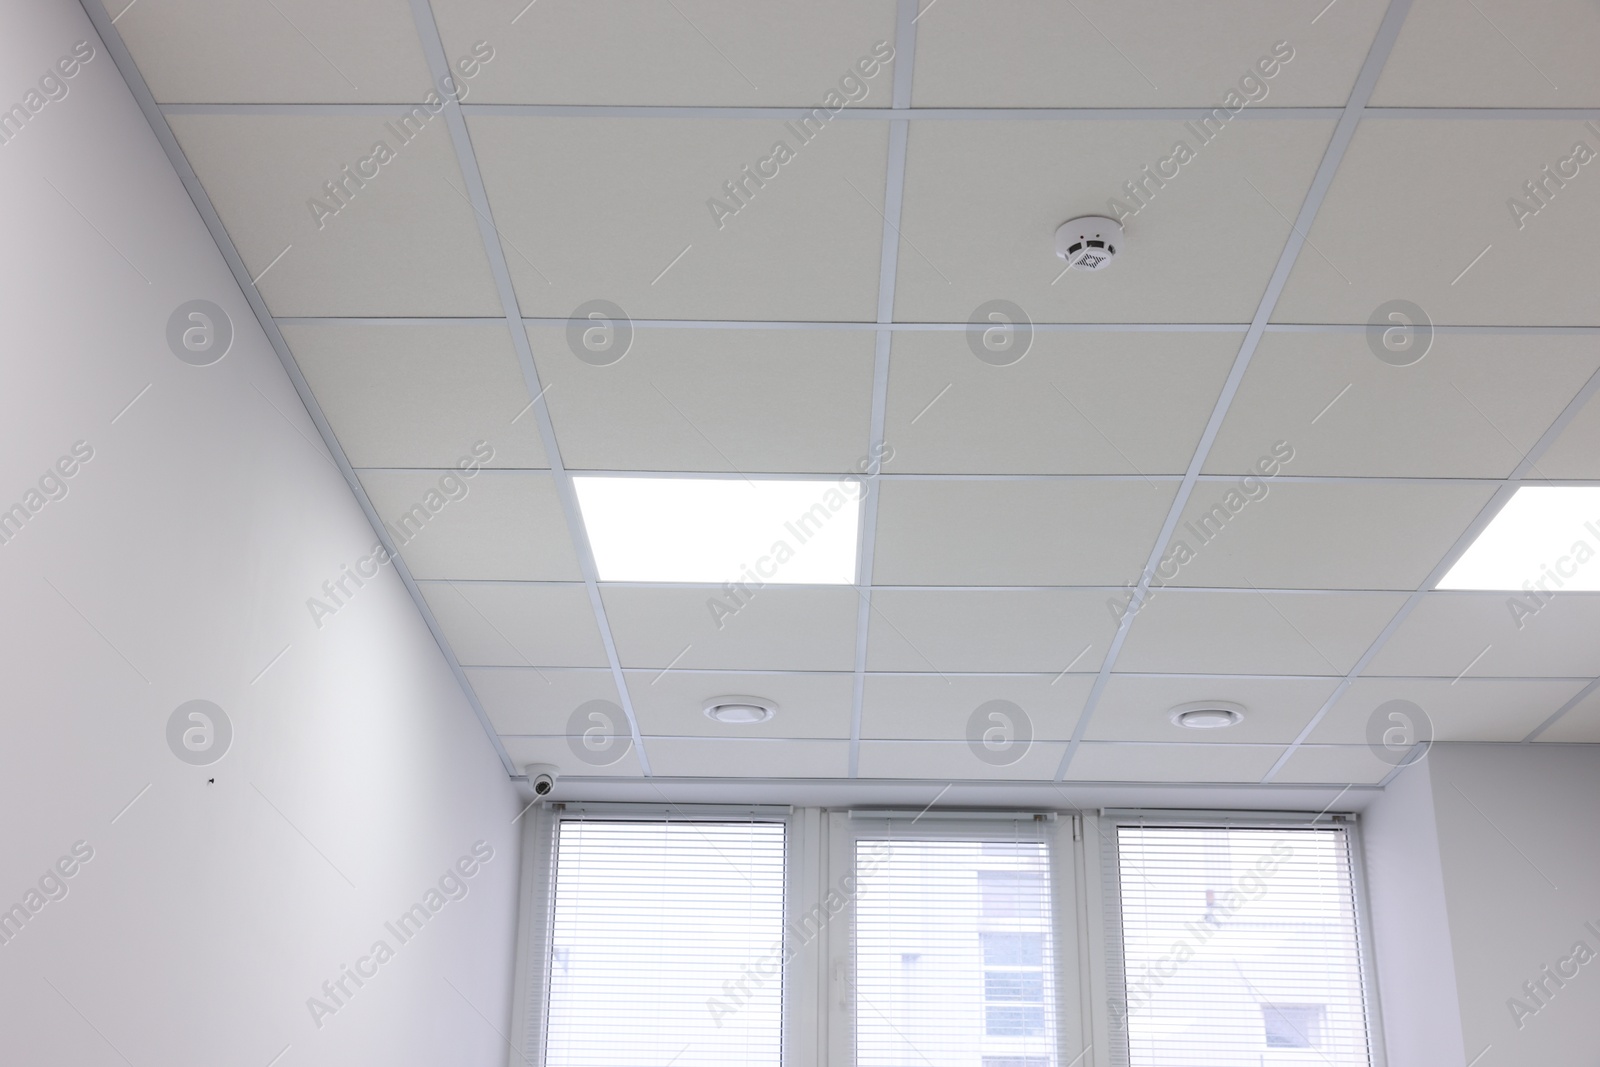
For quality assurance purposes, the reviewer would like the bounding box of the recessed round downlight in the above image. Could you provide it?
[1170,701,1245,730]
[704,696,778,725]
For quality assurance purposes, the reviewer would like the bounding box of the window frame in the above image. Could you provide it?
[1092,810,1389,1067]
[512,805,1386,1067]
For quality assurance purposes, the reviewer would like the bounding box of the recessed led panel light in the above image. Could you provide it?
[1437,486,1600,591]
[573,476,860,584]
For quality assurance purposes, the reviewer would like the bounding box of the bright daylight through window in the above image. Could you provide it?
[854,837,1058,1067]
[1110,825,1371,1066]
[542,820,786,1067]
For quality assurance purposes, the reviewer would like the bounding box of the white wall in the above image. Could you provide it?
[1360,757,1467,1067]
[0,2,522,1064]
[1426,743,1600,1066]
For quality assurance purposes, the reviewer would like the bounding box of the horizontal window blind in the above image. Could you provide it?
[855,836,1058,1067]
[544,820,786,1067]
[1109,825,1371,1067]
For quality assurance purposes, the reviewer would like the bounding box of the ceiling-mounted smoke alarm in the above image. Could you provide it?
[1055,216,1123,271]
[704,696,778,724]
[1169,701,1245,730]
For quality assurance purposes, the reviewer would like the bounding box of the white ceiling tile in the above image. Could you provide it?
[883,330,1239,474]
[167,115,502,316]
[1164,481,1494,589]
[528,325,875,472]
[1268,745,1393,785]
[600,586,859,671]
[644,739,850,778]
[1532,389,1600,480]
[865,589,1116,673]
[871,480,1175,585]
[1206,332,1600,477]
[1064,743,1279,783]
[861,674,1093,741]
[1536,687,1600,743]
[417,582,607,667]
[1116,591,1406,675]
[856,740,1069,781]
[1371,0,1600,106]
[913,1,1387,107]
[1367,593,1600,678]
[893,119,1336,324]
[469,116,889,321]
[623,671,854,739]
[283,323,547,469]
[357,469,582,580]
[1088,675,1340,744]
[464,666,617,734]
[1308,677,1582,744]
[501,735,643,777]
[434,0,898,105]
[118,0,432,103]
[1274,121,1600,326]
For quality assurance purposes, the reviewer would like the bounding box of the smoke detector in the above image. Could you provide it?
[704,696,778,724]
[1055,216,1123,271]
[1170,701,1245,730]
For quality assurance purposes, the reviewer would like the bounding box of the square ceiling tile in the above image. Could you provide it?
[1064,742,1279,783]
[1267,745,1393,785]
[1531,387,1600,479]
[913,1,1387,107]
[528,325,874,472]
[856,739,1069,781]
[357,469,581,580]
[1115,590,1406,675]
[464,666,617,734]
[118,0,432,103]
[883,329,1239,474]
[417,581,607,667]
[600,586,859,671]
[623,670,853,739]
[1371,0,1600,106]
[893,119,1335,324]
[865,589,1116,673]
[871,480,1175,585]
[1274,121,1600,326]
[283,323,547,469]
[861,674,1093,741]
[1163,481,1494,589]
[1536,687,1600,743]
[434,0,898,105]
[644,738,849,777]
[502,735,643,777]
[1307,677,1583,744]
[468,116,890,321]
[1205,331,1600,477]
[1087,675,1340,744]
[167,115,502,316]
[1367,592,1600,678]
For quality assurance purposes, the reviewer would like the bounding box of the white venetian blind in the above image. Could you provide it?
[854,835,1058,1067]
[543,819,786,1067]
[1109,825,1372,1067]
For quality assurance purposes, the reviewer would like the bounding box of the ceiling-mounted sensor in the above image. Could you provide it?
[1055,216,1123,271]
[704,696,778,724]
[1169,700,1245,730]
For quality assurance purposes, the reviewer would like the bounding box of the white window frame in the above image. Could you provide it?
[1090,810,1389,1067]
[511,805,1387,1067]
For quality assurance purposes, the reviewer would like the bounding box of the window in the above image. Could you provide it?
[1107,825,1371,1066]
[1262,1003,1326,1049]
[519,810,1381,1067]
[542,820,786,1067]
[853,836,1058,1067]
